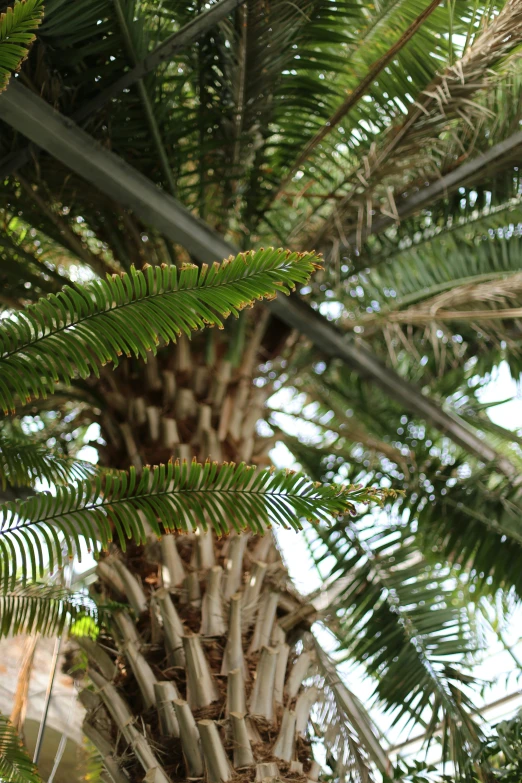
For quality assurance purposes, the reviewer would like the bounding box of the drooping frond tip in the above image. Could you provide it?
[0,459,390,590]
[0,247,321,414]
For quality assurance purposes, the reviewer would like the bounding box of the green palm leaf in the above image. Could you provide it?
[0,248,321,413]
[415,465,522,596]
[0,581,97,637]
[313,518,483,776]
[351,234,522,321]
[280,358,522,598]
[0,715,42,783]
[0,434,98,490]
[0,459,388,589]
[0,0,44,93]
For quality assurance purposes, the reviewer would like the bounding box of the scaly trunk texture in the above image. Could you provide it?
[79,317,320,783]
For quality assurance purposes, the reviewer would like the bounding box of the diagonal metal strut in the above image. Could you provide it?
[0,80,514,475]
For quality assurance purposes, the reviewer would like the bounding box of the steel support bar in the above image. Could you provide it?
[0,81,514,474]
[0,0,247,179]
[338,129,522,250]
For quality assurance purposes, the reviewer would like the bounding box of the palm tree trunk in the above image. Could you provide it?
[79,321,320,783]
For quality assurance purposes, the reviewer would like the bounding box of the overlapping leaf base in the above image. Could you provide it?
[95,313,278,473]
[77,317,321,783]
[83,529,320,783]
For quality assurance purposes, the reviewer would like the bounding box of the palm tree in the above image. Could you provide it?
[0,240,388,783]
[1,0,522,779]
[0,9,389,782]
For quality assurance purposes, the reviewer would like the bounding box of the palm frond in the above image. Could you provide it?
[355,185,522,272]
[0,434,98,490]
[280,355,522,602]
[347,234,522,320]
[271,367,490,774]
[414,465,522,596]
[339,232,522,378]
[0,715,42,783]
[298,221,522,382]
[0,582,97,637]
[312,638,391,781]
[264,0,476,203]
[274,0,443,194]
[0,0,44,93]
[312,516,483,777]
[0,248,321,413]
[305,0,522,251]
[276,376,522,764]
[0,459,389,589]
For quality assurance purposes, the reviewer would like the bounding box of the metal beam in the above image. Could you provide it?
[0,0,246,179]
[336,128,522,251]
[0,81,514,475]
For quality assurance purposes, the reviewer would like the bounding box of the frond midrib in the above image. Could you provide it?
[2,485,337,535]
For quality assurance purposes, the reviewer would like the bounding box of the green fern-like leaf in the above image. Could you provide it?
[0,459,387,589]
[0,715,42,783]
[0,248,321,413]
[312,516,482,768]
[0,0,44,93]
[0,582,97,637]
[0,434,98,490]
